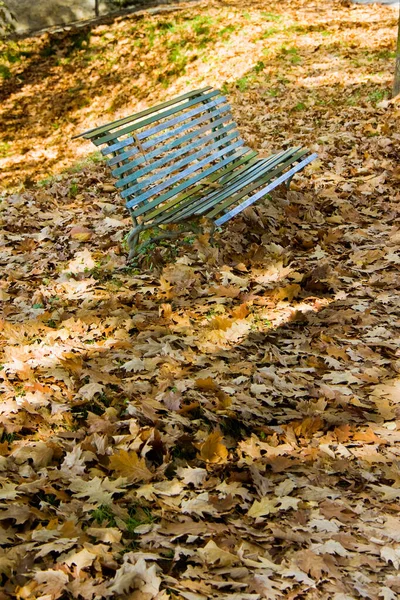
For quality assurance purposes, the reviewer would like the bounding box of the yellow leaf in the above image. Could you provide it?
[109,450,152,482]
[248,497,278,518]
[198,540,238,567]
[200,431,228,464]
[274,284,301,302]
[101,184,116,192]
[209,315,232,331]
[69,226,92,242]
[195,377,219,392]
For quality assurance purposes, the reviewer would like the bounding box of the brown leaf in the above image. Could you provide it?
[295,549,336,579]
[109,450,152,482]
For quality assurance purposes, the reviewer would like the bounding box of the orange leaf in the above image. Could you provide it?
[195,378,219,392]
[209,316,232,331]
[232,303,249,320]
[200,431,228,464]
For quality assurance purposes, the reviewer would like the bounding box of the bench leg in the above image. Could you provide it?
[286,174,295,189]
[127,222,144,260]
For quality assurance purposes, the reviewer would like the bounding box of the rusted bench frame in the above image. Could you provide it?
[75,87,317,258]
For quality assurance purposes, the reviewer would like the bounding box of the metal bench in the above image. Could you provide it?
[75,87,317,258]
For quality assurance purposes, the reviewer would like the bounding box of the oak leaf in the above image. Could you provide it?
[86,527,122,543]
[122,357,146,372]
[195,377,218,392]
[78,382,104,401]
[295,549,332,579]
[0,482,20,501]
[176,466,207,487]
[248,497,279,518]
[11,441,53,468]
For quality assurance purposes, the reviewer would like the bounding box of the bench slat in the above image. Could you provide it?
[123,133,243,203]
[215,153,318,226]
[74,87,212,139]
[164,149,298,224]
[129,145,252,215]
[205,149,309,221]
[142,152,259,224]
[93,89,221,146]
[111,113,232,177]
[194,147,303,217]
[103,95,228,158]
[115,122,238,189]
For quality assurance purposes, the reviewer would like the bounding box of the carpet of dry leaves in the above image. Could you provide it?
[1,0,400,599]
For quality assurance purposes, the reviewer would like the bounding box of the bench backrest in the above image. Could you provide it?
[78,88,255,220]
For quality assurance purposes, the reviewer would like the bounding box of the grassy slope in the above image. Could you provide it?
[0,0,397,187]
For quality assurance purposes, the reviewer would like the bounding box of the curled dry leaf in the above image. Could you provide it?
[199,431,228,464]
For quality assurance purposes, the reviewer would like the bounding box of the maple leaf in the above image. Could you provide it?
[34,569,69,598]
[109,450,152,483]
[248,497,279,518]
[108,557,161,596]
[198,540,238,567]
[199,431,228,464]
[69,476,126,504]
[176,466,208,487]
[0,481,20,501]
[78,382,104,401]
[62,547,97,575]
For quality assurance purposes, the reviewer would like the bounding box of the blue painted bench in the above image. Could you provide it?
[75,87,317,258]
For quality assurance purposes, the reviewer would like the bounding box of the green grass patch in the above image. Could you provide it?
[261,12,283,22]
[261,27,280,39]
[0,64,10,79]
[368,89,388,104]
[0,141,10,157]
[91,505,117,526]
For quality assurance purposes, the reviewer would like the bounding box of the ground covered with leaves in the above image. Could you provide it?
[1,0,400,598]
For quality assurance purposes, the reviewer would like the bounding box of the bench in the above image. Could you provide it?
[75,87,317,258]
